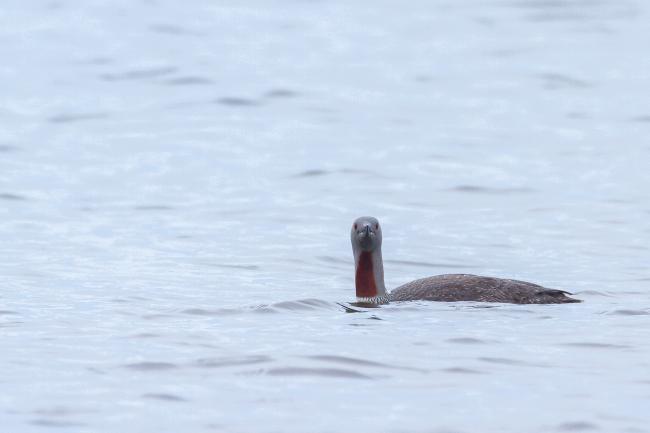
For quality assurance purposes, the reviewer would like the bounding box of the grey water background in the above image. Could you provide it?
[1,0,650,432]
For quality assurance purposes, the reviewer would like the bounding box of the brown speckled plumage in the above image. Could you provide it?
[389,274,580,304]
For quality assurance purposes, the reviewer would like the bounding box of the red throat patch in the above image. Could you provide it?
[355,252,377,298]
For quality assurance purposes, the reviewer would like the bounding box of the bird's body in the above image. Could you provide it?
[350,216,581,305]
[389,273,580,304]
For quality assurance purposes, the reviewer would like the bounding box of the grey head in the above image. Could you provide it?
[350,216,382,253]
[350,216,387,303]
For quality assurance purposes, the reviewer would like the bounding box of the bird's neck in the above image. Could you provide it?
[354,248,388,304]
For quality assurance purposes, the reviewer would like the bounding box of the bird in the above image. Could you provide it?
[350,216,581,305]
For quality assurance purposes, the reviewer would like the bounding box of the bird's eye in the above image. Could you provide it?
[353,223,357,230]
[374,223,379,229]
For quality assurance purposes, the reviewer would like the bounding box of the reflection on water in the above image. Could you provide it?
[1,0,650,432]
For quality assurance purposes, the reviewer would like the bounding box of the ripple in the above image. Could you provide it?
[257,299,334,313]
[124,362,178,371]
[266,367,372,379]
[165,76,213,86]
[512,0,633,24]
[142,393,187,402]
[539,73,591,90]
[215,97,259,107]
[181,307,242,316]
[133,205,174,211]
[141,313,175,320]
[33,406,94,417]
[264,89,299,98]
[30,419,86,427]
[441,367,485,374]
[478,357,547,367]
[149,24,198,36]
[0,193,27,201]
[339,303,367,313]
[0,144,17,152]
[567,111,589,119]
[609,309,650,316]
[101,67,177,81]
[446,337,489,345]
[306,355,426,372]
[556,421,599,431]
[449,185,534,194]
[306,355,385,367]
[127,333,160,339]
[0,310,18,315]
[110,298,129,303]
[208,264,259,271]
[562,342,630,349]
[194,355,272,368]
[0,321,23,328]
[295,169,329,177]
[293,168,377,178]
[48,112,109,123]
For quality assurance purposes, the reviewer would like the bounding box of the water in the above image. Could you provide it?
[1,0,650,432]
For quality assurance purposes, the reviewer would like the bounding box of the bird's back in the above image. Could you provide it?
[389,274,580,304]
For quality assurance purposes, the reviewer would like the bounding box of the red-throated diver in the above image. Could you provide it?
[351,216,581,305]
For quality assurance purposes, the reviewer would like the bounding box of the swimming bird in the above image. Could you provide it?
[351,216,581,305]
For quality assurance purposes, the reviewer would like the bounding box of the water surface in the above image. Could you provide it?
[1,0,650,432]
